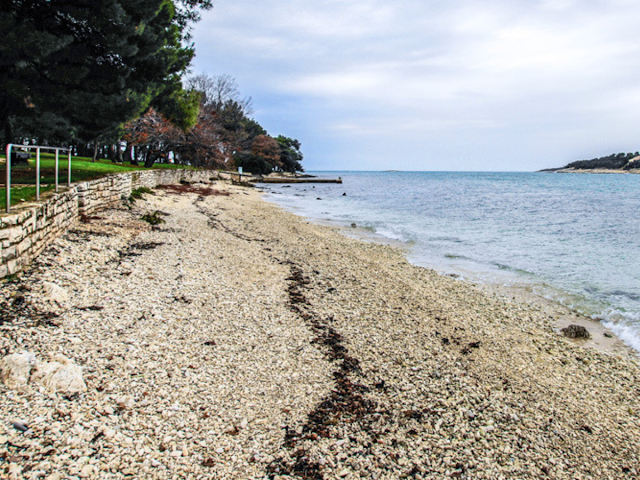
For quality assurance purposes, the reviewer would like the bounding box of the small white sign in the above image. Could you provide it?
[238,167,243,175]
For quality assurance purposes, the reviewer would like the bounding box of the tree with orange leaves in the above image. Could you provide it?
[123,109,184,167]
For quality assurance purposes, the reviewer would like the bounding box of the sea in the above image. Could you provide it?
[260,171,640,354]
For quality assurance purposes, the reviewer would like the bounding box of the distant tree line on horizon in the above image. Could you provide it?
[562,152,640,171]
[0,0,303,174]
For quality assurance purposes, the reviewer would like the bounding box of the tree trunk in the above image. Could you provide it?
[123,143,132,163]
[92,142,98,162]
[115,142,123,163]
[107,144,121,163]
[107,144,116,162]
[76,144,88,157]
[125,144,139,165]
[144,148,157,168]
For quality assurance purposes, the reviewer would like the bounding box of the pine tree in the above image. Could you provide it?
[0,0,210,148]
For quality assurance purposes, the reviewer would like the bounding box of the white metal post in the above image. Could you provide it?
[67,150,71,186]
[55,150,59,193]
[5,144,12,213]
[36,147,41,200]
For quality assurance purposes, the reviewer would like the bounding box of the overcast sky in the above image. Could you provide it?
[191,0,640,171]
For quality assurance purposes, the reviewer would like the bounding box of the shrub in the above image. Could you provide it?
[129,186,154,202]
[141,211,166,225]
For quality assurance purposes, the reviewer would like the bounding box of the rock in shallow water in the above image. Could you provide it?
[561,324,591,338]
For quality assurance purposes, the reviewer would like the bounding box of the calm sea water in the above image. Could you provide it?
[260,171,640,353]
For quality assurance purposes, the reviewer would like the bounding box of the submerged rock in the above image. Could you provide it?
[561,324,591,339]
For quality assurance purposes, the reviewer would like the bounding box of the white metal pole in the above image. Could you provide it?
[5,144,12,213]
[36,147,41,200]
[67,150,71,186]
[55,150,59,193]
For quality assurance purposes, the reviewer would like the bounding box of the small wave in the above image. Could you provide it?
[602,313,640,353]
[490,262,534,276]
[608,290,640,301]
[430,236,464,243]
[374,227,410,242]
[444,254,472,260]
[492,262,513,271]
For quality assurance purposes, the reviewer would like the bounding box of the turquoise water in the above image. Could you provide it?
[261,171,640,353]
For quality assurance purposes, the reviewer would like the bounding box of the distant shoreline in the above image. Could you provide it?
[540,151,640,173]
[540,167,640,174]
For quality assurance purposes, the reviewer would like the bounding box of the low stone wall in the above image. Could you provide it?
[76,169,219,216]
[0,168,221,278]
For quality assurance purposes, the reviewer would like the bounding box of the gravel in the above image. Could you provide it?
[0,181,638,479]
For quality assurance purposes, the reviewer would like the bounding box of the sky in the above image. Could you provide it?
[190,0,640,172]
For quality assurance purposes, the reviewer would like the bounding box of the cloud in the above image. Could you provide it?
[192,1,640,170]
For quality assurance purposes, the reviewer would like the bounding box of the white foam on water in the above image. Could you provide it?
[373,227,410,243]
[602,311,640,353]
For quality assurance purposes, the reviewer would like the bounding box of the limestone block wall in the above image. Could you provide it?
[0,189,78,278]
[76,169,220,216]
[76,173,132,216]
[0,168,221,279]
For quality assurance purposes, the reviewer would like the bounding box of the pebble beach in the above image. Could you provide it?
[1,180,639,479]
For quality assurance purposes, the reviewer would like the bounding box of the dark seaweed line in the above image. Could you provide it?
[267,264,385,480]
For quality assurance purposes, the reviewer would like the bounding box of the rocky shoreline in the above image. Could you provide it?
[544,168,640,174]
[1,181,639,479]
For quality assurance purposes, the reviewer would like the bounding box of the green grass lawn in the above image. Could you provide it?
[1,153,188,210]
[0,185,57,209]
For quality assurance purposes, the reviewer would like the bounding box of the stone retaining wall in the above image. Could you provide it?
[0,169,222,278]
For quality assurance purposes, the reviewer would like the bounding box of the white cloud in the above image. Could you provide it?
[192,0,640,170]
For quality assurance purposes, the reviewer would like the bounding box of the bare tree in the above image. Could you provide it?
[186,73,253,115]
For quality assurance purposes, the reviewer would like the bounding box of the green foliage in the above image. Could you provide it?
[218,99,262,152]
[276,135,304,173]
[129,186,155,202]
[564,152,640,170]
[234,153,270,175]
[0,0,211,146]
[121,72,305,173]
[153,87,202,131]
[141,211,166,225]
